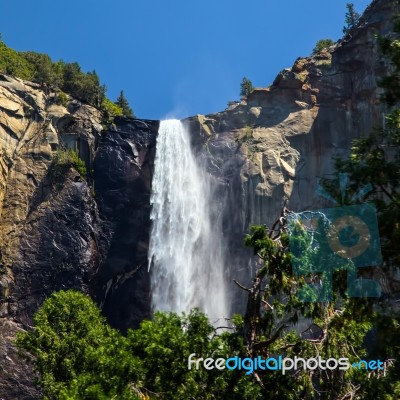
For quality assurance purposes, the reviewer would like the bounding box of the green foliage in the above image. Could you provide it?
[343,3,361,34]
[312,39,335,54]
[53,149,87,179]
[242,223,379,399]
[16,290,143,400]
[0,39,118,110]
[128,310,222,399]
[61,63,106,107]
[20,51,60,86]
[0,38,139,120]
[237,125,253,144]
[18,292,261,400]
[378,14,400,106]
[102,97,123,117]
[240,77,254,98]
[0,41,34,80]
[128,309,263,399]
[15,225,388,400]
[116,90,135,117]
[56,91,69,107]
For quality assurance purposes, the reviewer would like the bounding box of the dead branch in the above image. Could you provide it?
[253,324,289,350]
[233,279,250,292]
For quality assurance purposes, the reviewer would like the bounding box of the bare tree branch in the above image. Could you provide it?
[233,279,250,292]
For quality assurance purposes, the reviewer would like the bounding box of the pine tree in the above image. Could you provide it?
[312,38,335,54]
[115,90,135,117]
[240,77,254,98]
[343,3,360,34]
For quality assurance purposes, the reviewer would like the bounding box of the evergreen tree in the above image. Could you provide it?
[115,90,135,117]
[343,3,361,34]
[240,77,254,98]
[16,290,143,399]
[312,38,335,54]
[20,52,57,85]
[238,219,375,399]
[17,291,261,399]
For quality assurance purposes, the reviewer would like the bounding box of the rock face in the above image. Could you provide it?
[184,0,398,310]
[92,117,158,331]
[0,75,158,398]
[0,0,398,397]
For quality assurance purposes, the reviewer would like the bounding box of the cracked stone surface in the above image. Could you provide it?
[0,74,158,398]
[184,0,398,311]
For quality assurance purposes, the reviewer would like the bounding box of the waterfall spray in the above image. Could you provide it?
[148,119,229,320]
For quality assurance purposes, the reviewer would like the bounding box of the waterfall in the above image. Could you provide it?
[148,119,229,320]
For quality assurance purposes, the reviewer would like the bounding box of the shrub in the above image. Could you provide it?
[53,148,87,179]
[312,39,335,54]
[102,97,123,117]
[16,290,143,400]
[56,91,68,107]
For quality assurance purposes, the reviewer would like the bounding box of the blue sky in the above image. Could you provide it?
[1,0,371,120]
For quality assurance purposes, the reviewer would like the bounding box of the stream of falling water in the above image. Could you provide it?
[148,119,229,320]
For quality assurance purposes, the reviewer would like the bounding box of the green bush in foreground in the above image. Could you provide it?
[16,291,144,400]
[17,291,262,400]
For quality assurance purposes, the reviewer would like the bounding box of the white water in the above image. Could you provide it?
[148,119,229,320]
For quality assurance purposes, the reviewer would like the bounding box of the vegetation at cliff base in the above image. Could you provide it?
[17,217,399,399]
[17,291,263,400]
[16,291,144,400]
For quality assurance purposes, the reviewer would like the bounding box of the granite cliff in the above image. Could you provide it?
[0,77,158,398]
[184,0,398,309]
[0,0,398,398]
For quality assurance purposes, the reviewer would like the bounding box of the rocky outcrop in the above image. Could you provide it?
[184,0,398,310]
[0,74,101,399]
[92,117,158,331]
[0,75,158,398]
